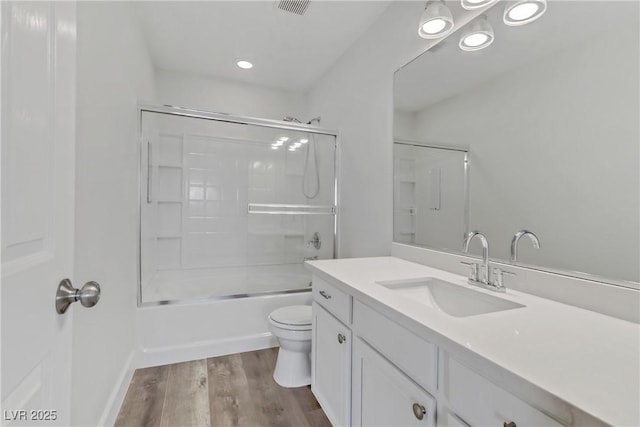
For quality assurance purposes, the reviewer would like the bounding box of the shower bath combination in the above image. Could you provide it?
[138,105,338,305]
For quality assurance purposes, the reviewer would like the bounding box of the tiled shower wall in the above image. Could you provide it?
[145,117,335,275]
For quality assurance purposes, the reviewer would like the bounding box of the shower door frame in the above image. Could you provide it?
[136,104,340,306]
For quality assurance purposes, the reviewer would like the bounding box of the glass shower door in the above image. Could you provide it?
[139,109,337,304]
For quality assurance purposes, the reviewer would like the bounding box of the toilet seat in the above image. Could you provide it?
[269,305,312,331]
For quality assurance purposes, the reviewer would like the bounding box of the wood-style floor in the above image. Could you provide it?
[115,347,331,427]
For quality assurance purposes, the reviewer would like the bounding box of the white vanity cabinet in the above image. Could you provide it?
[310,272,575,427]
[440,352,564,427]
[352,337,436,427]
[312,276,352,427]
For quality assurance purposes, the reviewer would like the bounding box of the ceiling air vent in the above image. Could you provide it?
[277,0,310,16]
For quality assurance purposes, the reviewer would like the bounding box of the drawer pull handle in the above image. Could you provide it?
[504,422,516,427]
[337,333,346,344]
[412,403,426,420]
[319,290,332,299]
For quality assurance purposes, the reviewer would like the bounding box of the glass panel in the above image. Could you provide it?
[140,111,336,303]
[394,143,468,251]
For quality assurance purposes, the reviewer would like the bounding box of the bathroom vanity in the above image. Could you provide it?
[307,257,639,427]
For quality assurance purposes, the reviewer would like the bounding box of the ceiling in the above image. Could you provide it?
[395,1,639,113]
[134,1,392,93]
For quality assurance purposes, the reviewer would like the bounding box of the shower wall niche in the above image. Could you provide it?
[139,108,337,304]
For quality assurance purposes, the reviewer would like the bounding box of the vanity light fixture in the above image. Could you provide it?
[418,0,454,39]
[503,0,547,26]
[459,15,494,51]
[236,60,253,69]
[461,0,498,11]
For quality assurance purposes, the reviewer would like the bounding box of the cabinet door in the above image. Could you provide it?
[353,338,436,427]
[312,302,352,426]
[442,353,564,427]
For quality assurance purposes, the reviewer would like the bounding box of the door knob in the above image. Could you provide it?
[56,278,101,314]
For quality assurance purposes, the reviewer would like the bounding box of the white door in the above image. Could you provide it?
[1,2,77,425]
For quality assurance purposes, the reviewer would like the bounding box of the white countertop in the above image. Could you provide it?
[306,257,640,427]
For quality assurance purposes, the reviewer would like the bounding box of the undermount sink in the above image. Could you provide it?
[376,277,525,317]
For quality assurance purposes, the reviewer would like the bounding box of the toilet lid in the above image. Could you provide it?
[270,305,312,327]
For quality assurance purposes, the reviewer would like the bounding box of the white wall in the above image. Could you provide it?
[305,2,481,257]
[410,25,639,283]
[394,109,416,141]
[156,68,307,122]
[74,2,156,425]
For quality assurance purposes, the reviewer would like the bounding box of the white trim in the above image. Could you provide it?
[136,332,278,369]
[98,350,136,427]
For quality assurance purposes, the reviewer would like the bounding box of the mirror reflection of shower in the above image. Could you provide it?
[282,116,321,199]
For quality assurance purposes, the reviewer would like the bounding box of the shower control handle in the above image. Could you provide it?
[337,333,346,344]
[56,278,101,314]
[319,290,331,300]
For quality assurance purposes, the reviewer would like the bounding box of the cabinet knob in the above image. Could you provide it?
[504,422,516,427]
[337,333,346,344]
[412,403,426,420]
[319,290,332,299]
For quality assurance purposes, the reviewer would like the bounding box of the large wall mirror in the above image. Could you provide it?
[394,1,639,288]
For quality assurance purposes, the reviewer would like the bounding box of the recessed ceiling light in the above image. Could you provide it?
[237,60,253,69]
[503,0,547,26]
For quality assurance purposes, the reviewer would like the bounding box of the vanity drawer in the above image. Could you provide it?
[312,276,351,325]
[353,300,437,392]
[441,353,564,427]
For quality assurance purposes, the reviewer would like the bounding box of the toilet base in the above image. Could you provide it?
[273,346,311,388]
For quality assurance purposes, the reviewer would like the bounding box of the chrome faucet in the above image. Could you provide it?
[463,231,490,284]
[462,231,510,292]
[510,230,540,262]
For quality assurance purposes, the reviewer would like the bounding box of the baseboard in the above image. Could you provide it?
[98,350,136,427]
[136,332,279,368]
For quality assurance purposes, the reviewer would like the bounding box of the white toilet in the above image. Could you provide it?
[268,305,313,388]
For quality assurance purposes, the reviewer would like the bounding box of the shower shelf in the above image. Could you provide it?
[156,234,182,240]
[157,163,183,169]
[157,200,183,204]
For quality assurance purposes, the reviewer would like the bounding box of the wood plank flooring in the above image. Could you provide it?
[115,348,331,427]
